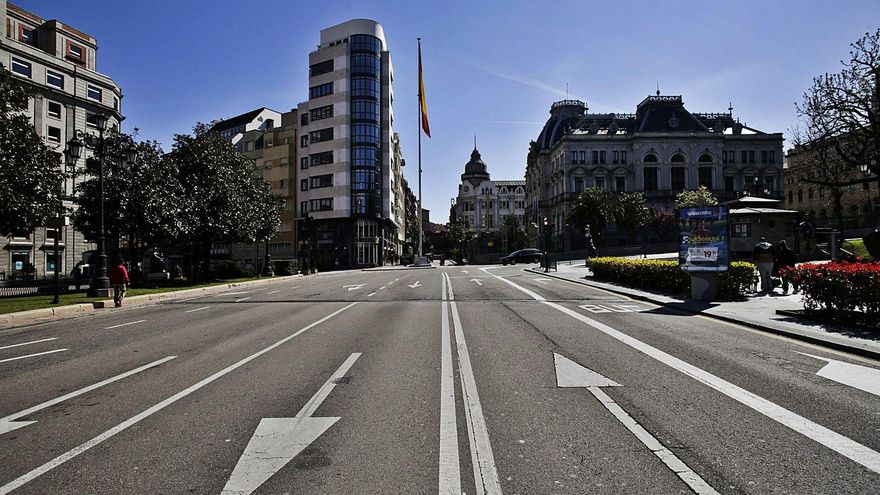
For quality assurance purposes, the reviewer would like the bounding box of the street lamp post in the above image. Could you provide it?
[65,113,132,297]
[543,217,551,273]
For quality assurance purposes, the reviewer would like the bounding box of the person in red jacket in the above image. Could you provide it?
[109,258,130,307]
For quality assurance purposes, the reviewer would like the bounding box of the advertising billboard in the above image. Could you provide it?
[678,206,729,272]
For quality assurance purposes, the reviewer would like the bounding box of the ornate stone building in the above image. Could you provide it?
[525,94,784,250]
[452,147,527,235]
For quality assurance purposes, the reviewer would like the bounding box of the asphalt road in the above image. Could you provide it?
[0,264,878,494]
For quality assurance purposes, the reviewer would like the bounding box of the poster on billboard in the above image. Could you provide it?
[678,206,729,272]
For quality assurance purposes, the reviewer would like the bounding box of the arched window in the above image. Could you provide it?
[643,153,659,163]
[798,189,803,202]
[516,187,524,194]
[500,187,508,194]
[698,153,714,163]
[671,153,686,163]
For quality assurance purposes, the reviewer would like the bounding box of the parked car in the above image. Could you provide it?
[500,248,541,265]
[400,253,414,266]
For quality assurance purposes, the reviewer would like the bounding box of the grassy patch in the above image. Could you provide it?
[0,277,269,315]
[846,238,869,258]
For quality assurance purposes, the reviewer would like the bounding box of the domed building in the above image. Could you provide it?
[452,146,527,238]
[525,94,784,252]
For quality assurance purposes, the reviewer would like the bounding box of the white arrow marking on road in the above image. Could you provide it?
[797,352,880,398]
[470,279,483,286]
[221,353,361,495]
[532,278,552,285]
[408,280,422,289]
[0,356,176,435]
[553,353,719,495]
[343,284,365,291]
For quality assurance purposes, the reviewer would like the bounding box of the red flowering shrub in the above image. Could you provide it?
[784,260,880,317]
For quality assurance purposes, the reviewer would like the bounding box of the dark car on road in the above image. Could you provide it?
[499,248,541,265]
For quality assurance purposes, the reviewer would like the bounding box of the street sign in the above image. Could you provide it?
[678,206,729,272]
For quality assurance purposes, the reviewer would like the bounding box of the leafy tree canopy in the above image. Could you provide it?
[674,186,718,209]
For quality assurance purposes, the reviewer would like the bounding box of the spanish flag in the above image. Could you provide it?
[418,39,431,138]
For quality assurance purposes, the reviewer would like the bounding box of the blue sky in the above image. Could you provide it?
[21,0,880,223]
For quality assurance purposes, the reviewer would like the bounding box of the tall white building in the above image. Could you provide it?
[296,19,404,269]
[1,1,123,279]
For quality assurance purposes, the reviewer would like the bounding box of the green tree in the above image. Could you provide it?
[566,187,622,236]
[616,192,650,232]
[501,214,527,251]
[674,186,718,209]
[0,65,65,235]
[169,124,280,279]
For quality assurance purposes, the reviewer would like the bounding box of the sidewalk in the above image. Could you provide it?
[0,275,302,332]
[527,263,880,360]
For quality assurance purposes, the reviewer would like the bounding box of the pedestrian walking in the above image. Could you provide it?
[753,237,776,293]
[584,225,598,260]
[71,261,84,290]
[774,240,799,294]
[110,257,130,307]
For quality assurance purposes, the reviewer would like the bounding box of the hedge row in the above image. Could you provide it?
[785,261,880,316]
[585,257,756,300]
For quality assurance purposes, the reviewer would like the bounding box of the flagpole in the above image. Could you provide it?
[417,37,423,258]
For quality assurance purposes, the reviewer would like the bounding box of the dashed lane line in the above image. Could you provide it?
[0,338,58,351]
[0,349,68,364]
[106,320,147,330]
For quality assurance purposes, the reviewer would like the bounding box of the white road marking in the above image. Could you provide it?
[579,304,643,314]
[367,292,377,297]
[532,278,552,284]
[445,272,502,494]
[0,338,58,351]
[0,349,68,364]
[290,285,300,290]
[221,353,361,495]
[470,279,483,286]
[409,280,422,289]
[266,290,280,295]
[797,352,880,398]
[343,284,365,291]
[105,320,147,329]
[221,291,253,296]
[439,274,462,494]
[184,306,210,313]
[483,269,880,475]
[0,356,177,435]
[553,354,719,495]
[379,285,388,290]
[234,297,251,303]
[461,270,469,274]
[0,303,359,495]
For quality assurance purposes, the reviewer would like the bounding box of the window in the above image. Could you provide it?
[599,151,606,164]
[741,151,748,163]
[788,191,794,204]
[11,58,31,78]
[67,43,84,61]
[46,70,64,89]
[574,177,584,193]
[808,188,814,200]
[579,151,585,164]
[769,150,776,163]
[245,141,254,152]
[500,200,510,210]
[263,160,272,169]
[47,102,62,119]
[644,168,658,191]
[309,128,333,143]
[309,82,333,99]
[279,157,289,167]
[592,151,599,164]
[732,223,751,238]
[725,176,735,192]
[613,151,619,164]
[698,153,713,163]
[616,176,626,192]
[279,179,289,189]
[309,198,333,211]
[620,151,627,164]
[86,112,98,127]
[571,151,578,164]
[748,151,755,163]
[310,174,333,188]
[671,153,686,163]
[300,179,308,191]
[301,114,309,126]
[300,158,309,170]
[47,126,61,142]
[113,97,119,111]
[300,201,307,215]
[87,85,102,101]
[309,59,334,76]
[310,105,334,121]
[265,140,273,148]
[643,153,658,163]
[19,26,34,44]
[301,136,308,147]
[699,167,713,189]
[671,168,686,191]
[310,151,333,166]
[798,189,803,202]
[761,150,768,164]
[594,176,606,189]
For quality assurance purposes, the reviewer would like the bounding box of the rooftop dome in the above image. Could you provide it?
[462,147,490,186]
[536,99,587,150]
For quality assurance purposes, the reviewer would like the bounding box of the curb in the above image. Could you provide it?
[0,275,302,332]
[525,268,880,361]
[362,266,438,271]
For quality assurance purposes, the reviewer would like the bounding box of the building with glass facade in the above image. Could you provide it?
[296,19,404,269]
